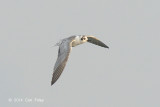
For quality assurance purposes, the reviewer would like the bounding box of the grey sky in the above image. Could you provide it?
[0,0,160,107]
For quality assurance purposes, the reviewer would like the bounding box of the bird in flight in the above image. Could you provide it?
[51,35,109,85]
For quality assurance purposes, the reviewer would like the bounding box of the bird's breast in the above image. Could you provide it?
[72,40,80,47]
[71,36,80,47]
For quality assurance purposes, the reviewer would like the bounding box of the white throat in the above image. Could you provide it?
[72,36,85,47]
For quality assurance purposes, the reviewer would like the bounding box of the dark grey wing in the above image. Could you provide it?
[87,36,109,48]
[51,37,75,85]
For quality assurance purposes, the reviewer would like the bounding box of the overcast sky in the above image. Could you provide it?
[0,0,160,107]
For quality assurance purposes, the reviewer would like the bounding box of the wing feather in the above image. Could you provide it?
[51,36,75,85]
[87,36,109,48]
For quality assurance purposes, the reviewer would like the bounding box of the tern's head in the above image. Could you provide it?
[72,35,88,47]
[80,35,88,43]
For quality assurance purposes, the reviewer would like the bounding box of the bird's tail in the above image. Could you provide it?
[54,40,63,46]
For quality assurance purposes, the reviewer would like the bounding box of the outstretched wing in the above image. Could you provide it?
[51,37,75,85]
[87,36,109,48]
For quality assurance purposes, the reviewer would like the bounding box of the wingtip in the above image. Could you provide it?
[104,45,109,49]
[51,81,54,86]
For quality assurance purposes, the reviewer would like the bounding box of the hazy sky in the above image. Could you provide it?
[0,0,160,107]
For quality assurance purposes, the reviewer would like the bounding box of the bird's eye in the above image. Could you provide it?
[81,36,86,41]
[81,37,85,40]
